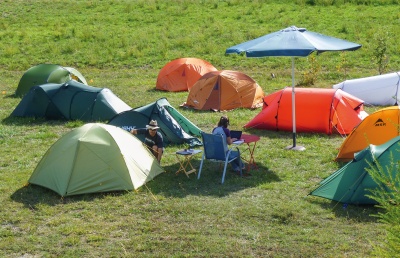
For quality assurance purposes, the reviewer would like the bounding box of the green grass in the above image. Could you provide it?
[0,0,398,257]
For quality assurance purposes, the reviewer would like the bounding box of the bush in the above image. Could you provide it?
[366,154,400,257]
[298,53,320,86]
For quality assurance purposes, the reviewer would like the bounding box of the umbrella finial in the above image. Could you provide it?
[285,26,307,32]
[284,26,306,32]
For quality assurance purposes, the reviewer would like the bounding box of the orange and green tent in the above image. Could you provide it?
[336,106,400,162]
[311,136,400,205]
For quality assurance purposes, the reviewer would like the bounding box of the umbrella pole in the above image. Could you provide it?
[286,57,305,151]
[291,57,296,147]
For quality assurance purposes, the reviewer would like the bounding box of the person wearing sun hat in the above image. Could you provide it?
[130,120,164,163]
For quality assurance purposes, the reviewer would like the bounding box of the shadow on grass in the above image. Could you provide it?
[10,161,280,209]
[2,92,18,99]
[146,161,281,198]
[2,115,67,126]
[243,127,343,141]
[307,198,381,223]
[10,184,128,209]
[2,115,101,128]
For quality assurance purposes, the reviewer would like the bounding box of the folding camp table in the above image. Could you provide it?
[239,134,260,171]
[175,149,202,178]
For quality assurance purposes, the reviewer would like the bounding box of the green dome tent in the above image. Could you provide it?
[310,136,400,205]
[108,98,202,147]
[28,123,164,196]
[16,64,88,97]
[11,80,131,122]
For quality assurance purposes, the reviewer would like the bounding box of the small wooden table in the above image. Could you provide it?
[175,149,202,178]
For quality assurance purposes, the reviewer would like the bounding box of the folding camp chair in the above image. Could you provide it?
[197,132,242,184]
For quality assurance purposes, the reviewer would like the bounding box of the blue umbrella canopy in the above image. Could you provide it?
[226,26,361,150]
[225,26,361,57]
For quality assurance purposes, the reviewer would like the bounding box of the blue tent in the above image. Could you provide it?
[11,80,131,122]
[108,98,202,147]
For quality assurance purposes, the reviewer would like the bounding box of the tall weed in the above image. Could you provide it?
[367,155,400,257]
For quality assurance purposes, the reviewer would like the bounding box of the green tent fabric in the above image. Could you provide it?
[64,67,88,85]
[16,64,87,97]
[108,98,202,147]
[28,123,164,196]
[11,80,131,122]
[310,136,400,205]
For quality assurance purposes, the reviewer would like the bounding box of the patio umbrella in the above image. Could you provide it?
[226,25,361,150]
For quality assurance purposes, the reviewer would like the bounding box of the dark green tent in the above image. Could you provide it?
[16,64,87,97]
[310,136,400,205]
[108,98,202,147]
[11,80,131,122]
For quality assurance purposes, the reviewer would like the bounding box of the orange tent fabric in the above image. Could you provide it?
[156,58,217,92]
[182,70,264,111]
[336,106,400,162]
[244,87,368,135]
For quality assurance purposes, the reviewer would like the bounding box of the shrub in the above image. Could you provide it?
[298,53,320,86]
[366,154,400,257]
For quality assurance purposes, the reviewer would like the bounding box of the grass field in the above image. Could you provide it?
[1,1,399,257]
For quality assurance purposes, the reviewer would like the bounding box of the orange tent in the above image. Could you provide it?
[244,87,368,135]
[182,70,264,111]
[156,58,217,92]
[336,106,400,162]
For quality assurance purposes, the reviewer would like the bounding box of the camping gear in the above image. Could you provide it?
[244,87,368,135]
[333,71,400,106]
[11,80,131,122]
[16,64,87,97]
[198,132,242,184]
[108,98,202,147]
[226,25,361,150]
[156,57,217,92]
[182,70,264,111]
[230,130,242,140]
[336,106,400,162]
[28,123,164,196]
[175,149,202,178]
[310,136,400,205]
[239,134,261,171]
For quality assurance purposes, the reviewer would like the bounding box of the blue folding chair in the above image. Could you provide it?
[197,132,242,184]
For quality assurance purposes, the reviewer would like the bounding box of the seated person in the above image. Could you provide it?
[130,120,164,164]
[212,115,246,174]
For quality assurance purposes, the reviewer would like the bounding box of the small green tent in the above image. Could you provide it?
[16,64,87,97]
[11,80,131,122]
[108,98,202,147]
[310,136,400,205]
[28,123,164,196]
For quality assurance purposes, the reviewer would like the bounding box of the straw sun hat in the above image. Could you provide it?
[146,120,160,130]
